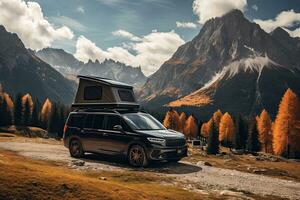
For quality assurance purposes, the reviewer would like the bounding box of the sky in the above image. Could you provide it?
[0,0,300,75]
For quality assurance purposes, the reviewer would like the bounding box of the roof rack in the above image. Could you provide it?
[77,75,133,89]
[72,103,139,109]
[72,103,140,113]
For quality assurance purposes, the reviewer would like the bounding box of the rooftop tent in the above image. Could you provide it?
[72,75,139,109]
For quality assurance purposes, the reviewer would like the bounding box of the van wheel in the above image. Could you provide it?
[69,139,84,158]
[128,145,148,167]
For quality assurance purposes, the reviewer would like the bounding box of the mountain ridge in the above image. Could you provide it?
[0,25,75,104]
[139,9,300,117]
[36,48,147,87]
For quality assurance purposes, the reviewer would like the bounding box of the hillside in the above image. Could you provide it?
[0,26,75,104]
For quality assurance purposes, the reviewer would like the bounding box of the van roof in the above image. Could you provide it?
[77,75,133,89]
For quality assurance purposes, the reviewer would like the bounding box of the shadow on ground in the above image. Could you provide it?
[79,153,201,174]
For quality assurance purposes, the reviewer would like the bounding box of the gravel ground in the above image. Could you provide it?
[1,140,300,199]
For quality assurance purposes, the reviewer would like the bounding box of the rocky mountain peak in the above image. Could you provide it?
[271,27,290,38]
[139,9,300,117]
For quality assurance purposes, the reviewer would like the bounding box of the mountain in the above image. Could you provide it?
[0,25,75,104]
[36,48,147,87]
[139,10,300,118]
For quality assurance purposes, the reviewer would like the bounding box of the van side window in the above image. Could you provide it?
[68,114,84,128]
[85,115,94,129]
[121,120,132,132]
[84,86,102,100]
[118,90,135,102]
[93,115,105,129]
[105,115,121,130]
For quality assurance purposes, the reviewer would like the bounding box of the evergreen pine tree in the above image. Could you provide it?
[14,94,23,126]
[47,103,59,135]
[234,114,248,149]
[247,119,260,152]
[2,98,12,126]
[22,98,31,126]
[0,96,4,126]
[207,121,219,154]
[31,101,39,127]
[57,104,66,138]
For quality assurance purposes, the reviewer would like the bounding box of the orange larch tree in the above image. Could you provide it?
[184,115,198,139]
[22,93,33,113]
[40,98,52,126]
[257,109,273,153]
[212,109,223,130]
[219,112,235,147]
[201,118,213,138]
[273,89,300,157]
[163,109,180,131]
[178,112,187,133]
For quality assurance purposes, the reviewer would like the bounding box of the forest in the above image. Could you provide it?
[163,88,300,159]
[1,85,300,158]
[0,86,69,138]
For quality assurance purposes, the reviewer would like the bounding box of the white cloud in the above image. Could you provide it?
[0,0,74,50]
[192,0,247,24]
[112,29,142,41]
[76,6,85,14]
[252,4,258,11]
[51,16,87,32]
[74,31,185,75]
[284,27,300,38]
[254,10,300,37]
[176,21,197,29]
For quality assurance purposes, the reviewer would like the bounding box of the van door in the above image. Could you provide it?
[101,115,133,154]
[81,114,107,153]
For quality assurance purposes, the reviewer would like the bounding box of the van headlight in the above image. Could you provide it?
[147,137,166,146]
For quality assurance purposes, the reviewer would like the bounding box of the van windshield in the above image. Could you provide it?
[123,113,166,130]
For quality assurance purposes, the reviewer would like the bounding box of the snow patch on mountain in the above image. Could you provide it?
[202,55,281,90]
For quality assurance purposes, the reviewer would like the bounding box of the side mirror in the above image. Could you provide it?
[113,125,123,131]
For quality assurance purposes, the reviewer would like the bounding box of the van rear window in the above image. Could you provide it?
[84,86,102,100]
[68,114,84,127]
[118,90,135,102]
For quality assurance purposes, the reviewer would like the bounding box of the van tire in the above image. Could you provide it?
[69,139,84,158]
[128,145,149,167]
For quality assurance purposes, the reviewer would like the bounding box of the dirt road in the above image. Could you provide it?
[1,140,300,199]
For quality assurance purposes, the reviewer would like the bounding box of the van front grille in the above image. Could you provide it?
[165,139,186,147]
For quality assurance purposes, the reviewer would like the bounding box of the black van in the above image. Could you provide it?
[63,109,187,167]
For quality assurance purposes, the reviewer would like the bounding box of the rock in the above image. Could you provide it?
[270,157,279,162]
[204,161,212,166]
[253,169,267,174]
[219,190,245,197]
[71,160,85,166]
[255,157,265,161]
[195,161,209,168]
[99,177,107,181]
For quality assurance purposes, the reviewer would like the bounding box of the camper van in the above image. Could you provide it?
[63,76,187,167]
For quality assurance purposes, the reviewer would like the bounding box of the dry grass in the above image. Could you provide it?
[0,150,214,200]
[168,93,212,107]
[185,147,300,182]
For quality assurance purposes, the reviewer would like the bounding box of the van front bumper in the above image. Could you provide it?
[148,145,188,161]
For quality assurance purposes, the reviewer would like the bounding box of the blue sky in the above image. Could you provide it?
[31,0,300,52]
[2,0,300,75]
